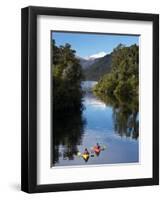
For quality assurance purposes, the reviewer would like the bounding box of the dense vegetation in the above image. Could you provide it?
[93,44,139,110]
[83,54,112,81]
[52,40,83,113]
[93,44,139,138]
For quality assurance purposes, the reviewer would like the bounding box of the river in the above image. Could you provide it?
[53,81,139,167]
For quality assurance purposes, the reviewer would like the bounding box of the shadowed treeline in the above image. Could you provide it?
[51,39,86,165]
[52,111,86,165]
[52,40,84,113]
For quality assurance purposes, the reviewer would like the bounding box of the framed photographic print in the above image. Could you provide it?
[21,6,159,193]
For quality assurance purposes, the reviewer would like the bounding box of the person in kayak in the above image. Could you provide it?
[83,148,90,155]
[95,143,101,150]
[94,143,101,156]
[82,148,90,162]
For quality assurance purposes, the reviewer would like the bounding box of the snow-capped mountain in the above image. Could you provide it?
[77,52,112,81]
[77,52,108,69]
[85,51,107,60]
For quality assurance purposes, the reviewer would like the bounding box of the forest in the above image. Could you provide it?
[52,39,139,165]
[52,40,83,113]
[93,44,139,111]
[52,40,139,116]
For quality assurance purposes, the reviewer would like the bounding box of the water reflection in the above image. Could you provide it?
[52,81,139,166]
[113,108,139,139]
[94,91,139,139]
[52,111,85,165]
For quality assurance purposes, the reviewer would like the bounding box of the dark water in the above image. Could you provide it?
[52,81,139,167]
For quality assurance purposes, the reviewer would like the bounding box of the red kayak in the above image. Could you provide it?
[93,147,101,153]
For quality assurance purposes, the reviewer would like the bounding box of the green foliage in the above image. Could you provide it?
[93,44,139,111]
[93,44,139,139]
[52,40,84,113]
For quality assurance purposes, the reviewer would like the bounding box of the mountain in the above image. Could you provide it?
[78,57,99,69]
[85,51,107,60]
[79,54,112,81]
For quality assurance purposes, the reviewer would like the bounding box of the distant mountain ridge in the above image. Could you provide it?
[78,56,99,69]
[78,53,112,81]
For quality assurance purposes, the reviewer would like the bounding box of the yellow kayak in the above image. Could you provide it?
[82,154,89,160]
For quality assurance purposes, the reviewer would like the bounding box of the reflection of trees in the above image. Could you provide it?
[113,107,139,139]
[52,111,86,165]
[96,93,139,139]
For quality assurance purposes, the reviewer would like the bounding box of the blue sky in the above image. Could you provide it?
[52,31,139,58]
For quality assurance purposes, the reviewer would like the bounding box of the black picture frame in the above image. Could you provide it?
[21,6,159,193]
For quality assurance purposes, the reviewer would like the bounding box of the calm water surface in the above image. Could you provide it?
[53,81,139,166]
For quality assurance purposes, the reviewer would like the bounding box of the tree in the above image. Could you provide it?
[52,40,84,113]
